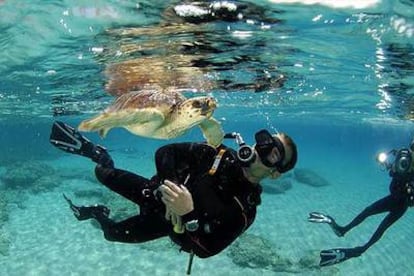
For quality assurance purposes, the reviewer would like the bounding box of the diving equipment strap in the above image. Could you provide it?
[186,251,195,275]
[208,148,226,175]
[208,147,254,231]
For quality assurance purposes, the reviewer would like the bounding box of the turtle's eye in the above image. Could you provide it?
[192,100,202,108]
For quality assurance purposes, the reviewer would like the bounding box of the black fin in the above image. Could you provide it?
[50,121,95,158]
[50,121,114,167]
[63,194,110,221]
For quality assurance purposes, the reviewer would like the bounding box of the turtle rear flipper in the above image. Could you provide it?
[78,112,124,135]
[199,118,224,147]
[79,108,165,138]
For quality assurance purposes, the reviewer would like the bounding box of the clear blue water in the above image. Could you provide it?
[0,0,414,275]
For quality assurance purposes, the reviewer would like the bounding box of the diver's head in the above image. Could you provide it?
[377,147,414,176]
[226,129,297,180]
[254,129,297,175]
[392,148,413,175]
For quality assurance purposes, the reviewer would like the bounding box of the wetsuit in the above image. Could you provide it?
[93,142,262,258]
[334,172,414,256]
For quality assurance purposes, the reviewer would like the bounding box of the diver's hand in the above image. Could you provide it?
[160,179,194,216]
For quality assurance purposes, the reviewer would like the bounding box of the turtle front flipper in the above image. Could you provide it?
[199,117,224,147]
[122,108,166,138]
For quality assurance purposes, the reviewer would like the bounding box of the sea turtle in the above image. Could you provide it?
[78,89,224,147]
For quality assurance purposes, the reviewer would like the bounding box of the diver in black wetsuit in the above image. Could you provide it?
[50,121,297,259]
[308,142,414,267]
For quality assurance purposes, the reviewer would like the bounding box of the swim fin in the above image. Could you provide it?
[319,247,362,266]
[308,212,344,237]
[308,212,333,224]
[63,194,110,221]
[50,121,114,167]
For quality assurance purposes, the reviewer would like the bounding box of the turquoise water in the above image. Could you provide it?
[1,0,414,275]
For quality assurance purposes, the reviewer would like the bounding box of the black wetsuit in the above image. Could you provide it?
[335,172,413,256]
[93,142,262,258]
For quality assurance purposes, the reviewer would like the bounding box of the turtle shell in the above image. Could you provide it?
[106,89,187,115]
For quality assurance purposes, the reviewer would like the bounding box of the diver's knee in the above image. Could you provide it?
[103,230,118,242]
[95,165,114,183]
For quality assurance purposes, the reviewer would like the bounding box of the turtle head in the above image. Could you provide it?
[192,96,217,117]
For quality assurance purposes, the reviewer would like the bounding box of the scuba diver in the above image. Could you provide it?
[308,140,414,267]
[49,121,297,262]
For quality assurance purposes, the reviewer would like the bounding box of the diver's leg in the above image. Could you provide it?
[64,194,168,242]
[339,195,393,235]
[319,196,407,267]
[101,214,170,243]
[321,198,408,266]
[358,197,408,252]
[95,165,160,207]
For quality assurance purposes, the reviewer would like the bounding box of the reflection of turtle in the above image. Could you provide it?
[78,89,224,147]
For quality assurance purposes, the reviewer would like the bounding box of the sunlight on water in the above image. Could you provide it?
[0,0,412,123]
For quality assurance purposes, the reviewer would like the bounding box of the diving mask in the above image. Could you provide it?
[254,129,286,172]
